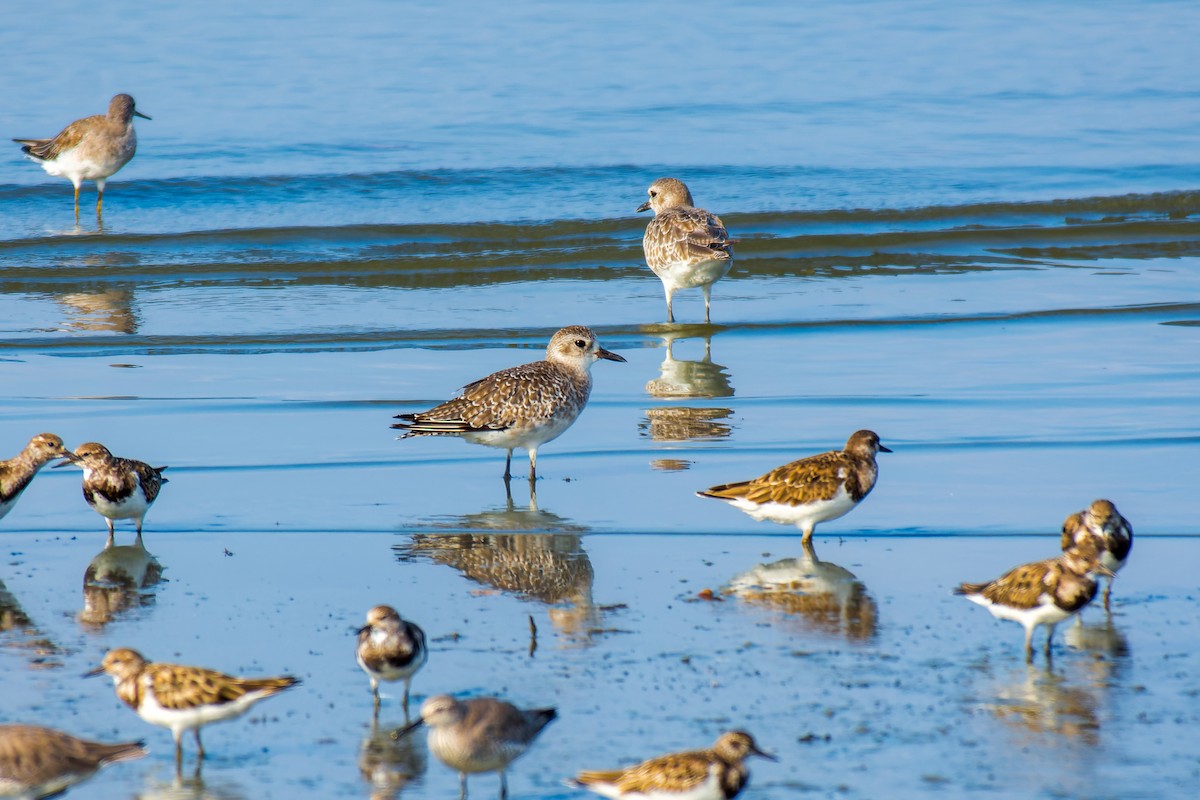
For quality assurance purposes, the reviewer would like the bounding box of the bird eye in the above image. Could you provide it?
[574,339,586,348]
[649,191,657,197]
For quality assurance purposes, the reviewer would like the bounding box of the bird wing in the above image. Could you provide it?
[974,559,1055,608]
[13,115,102,160]
[700,451,847,506]
[648,208,733,262]
[578,749,716,792]
[395,362,575,434]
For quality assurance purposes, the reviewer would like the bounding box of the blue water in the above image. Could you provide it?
[2,2,1199,798]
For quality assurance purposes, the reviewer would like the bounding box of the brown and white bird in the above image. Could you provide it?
[568,730,775,800]
[392,326,625,482]
[396,694,556,800]
[13,94,150,216]
[0,433,70,522]
[1060,499,1132,613]
[955,540,1111,663]
[697,430,891,543]
[356,605,428,716]
[0,724,145,800]
[56,443,167,545]
[638,177,734,324]
[86,647,300,767]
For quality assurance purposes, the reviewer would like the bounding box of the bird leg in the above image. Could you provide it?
[664,290,675,323]
[459,772,468,800]
[105,519,116,548]
[1103,577,1114,614]
[799,523,815,545]
[73,182,81,218]
[503,450,513,481]
[1023,625,1035,664]
[702,284,713,324]
[528,450,537,483]
[402,678,411,718]
[195,728,205,759]
[135,517,144,547]
[500,770,508,800]
[174,732,183,766]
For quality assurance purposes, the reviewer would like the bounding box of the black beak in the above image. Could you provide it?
[636,201,651,213]
[878,444,893,453]
[751,743,777,761]
[390,718,425,741]
[135,110,152,120]
[597,347,626,363]
[82,665,105,678]
[52,452,80,469]
[356,624,370,636]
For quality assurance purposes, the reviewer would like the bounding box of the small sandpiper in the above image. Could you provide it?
[13,93,150,216]
[1060,499,1132,613]
[86,647,300,768]
[392,326,626,482]
[0,433,69,521]
[356,605,428,717]
[0,724,146,799]
[56,442,167,546]
[955,540,1111,663]
[568,730,775,800]
[395,694,556,800]
[638,177,735,324]
[697,430,891,543]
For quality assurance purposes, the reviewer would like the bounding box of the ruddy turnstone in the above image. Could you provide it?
[568,730,774,800]
[697,430,891,543]
[56,443,167,545]
[1060,499,1132,613]
[392,326,625,481]
[357,605,428,717]
[86,647,300,767]
[0,724,145,799]
[954,540,1111,663]
[395,694,556,800]
[0,433,69,521]
[638,177,735,324]
[13,94,149,216]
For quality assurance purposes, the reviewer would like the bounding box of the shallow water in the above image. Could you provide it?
[3,0,1200,798]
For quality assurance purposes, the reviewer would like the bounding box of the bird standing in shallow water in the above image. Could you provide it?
[356,605,427,718]
[392,326,625,482]
[57,442,167,546]
[697,430,891,543]
[0,433,69,522]
[638,177,735,324]
[0,723,146,799]
[86,647,299,769]
[1060,499,1132,613]
[13,93,150,217]
[395,694,556,800]
[568,730,775,800]
[955,539,1111,663]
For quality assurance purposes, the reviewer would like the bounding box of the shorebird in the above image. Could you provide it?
[568,730,775,800]
[697,430,891,543]
[955,540,1111,663]
[86,647,300,768]
[396,694,556,800]
[0,433,70,522]
[638,177,735,324]
[0,724,145,799]
[56,443,167,545]
[356,605,428,717]
[392,326,625,481]
[1060,499,1132,613]
[13,93,150,216]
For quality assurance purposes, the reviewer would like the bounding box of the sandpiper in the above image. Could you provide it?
[955,540,1111,663]
[568,730,775,800]
[0,433,69,521]
[86,647,300,767]
[0,724,145,799]
[1060,499,1132,613]
[13,93,150,216]
[392,326,626,481]
[56,442,167,545]
[396,694,556,800]
[638,177,735,324]
[357,605,428,717]
[697,430,891,543]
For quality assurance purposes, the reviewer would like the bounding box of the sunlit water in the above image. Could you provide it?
[2,1,1199,798]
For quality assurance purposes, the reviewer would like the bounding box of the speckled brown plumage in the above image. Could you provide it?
[392,326,625,481]
[0,724,145,799]
[571,730,774,799]
[13,94,149,215]
[638,177,734,323]
[0,433,69,521]
[60,442,167,545]
[1060,499,1132,612]
[697,430,891,542]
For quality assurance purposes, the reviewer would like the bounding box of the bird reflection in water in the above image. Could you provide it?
[0,578,62,668]
[78,536,164,629]
[983,665,1102,747]
[360,719,426,800]
[55,287,138,333]
[724,539,878,641]
[135,771,246,800]
[1065,617,1130,686]
[644,331,734,400]
[642,333,735,468]
[396,487,604,642]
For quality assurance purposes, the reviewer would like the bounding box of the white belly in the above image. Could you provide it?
[89,488,149,521]
[653,257,732,291]
[729,487,858,530]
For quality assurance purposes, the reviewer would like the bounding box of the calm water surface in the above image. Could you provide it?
[2,1,1198,798]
